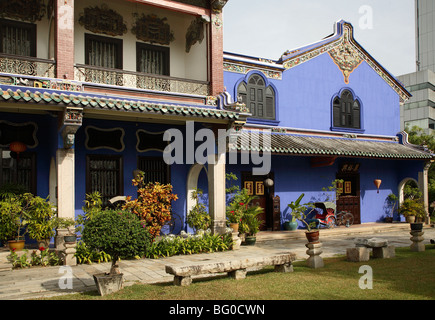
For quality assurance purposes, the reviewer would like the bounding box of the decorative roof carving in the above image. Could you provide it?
[0,0,46,22]
[131,13,174,45]
[78,4,127,37]
[280,20,411,103]
[328,27,363,84]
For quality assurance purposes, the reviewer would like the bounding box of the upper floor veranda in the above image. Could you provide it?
[0,0,228,100]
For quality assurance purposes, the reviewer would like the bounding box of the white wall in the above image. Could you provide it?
[74,0,207,81]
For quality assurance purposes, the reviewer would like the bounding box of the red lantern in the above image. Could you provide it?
[9,141,27,160]
[374,179,382,194]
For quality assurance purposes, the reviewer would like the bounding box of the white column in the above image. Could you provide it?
[208,152,226,235]
[55,148,75,249]
[418,161,432,224]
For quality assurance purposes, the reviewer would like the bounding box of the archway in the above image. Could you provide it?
[186,163,207,221]
[398,177,419,204]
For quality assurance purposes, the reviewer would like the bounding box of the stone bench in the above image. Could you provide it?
[165,252,296,286]
[346,238,395,262]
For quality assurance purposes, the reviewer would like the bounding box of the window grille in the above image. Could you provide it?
[0,150,36,194]
[86,155,123,206]
[0,19,36,57]
[85,34,122,69]
[138,157,170,185]
[136,43,169,76]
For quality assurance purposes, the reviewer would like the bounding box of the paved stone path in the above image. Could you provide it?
[0,224,434,300]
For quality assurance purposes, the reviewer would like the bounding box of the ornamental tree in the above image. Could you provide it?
[123,172,178,239]
[82,209,151,274]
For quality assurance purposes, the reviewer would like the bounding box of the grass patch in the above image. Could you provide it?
[46,246,435,300]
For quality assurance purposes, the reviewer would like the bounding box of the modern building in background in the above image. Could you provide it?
[398,0,435,134]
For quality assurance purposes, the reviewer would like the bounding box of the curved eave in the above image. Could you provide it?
[0,86,240,122]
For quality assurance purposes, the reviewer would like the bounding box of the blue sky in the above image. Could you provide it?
[223,0,416,77]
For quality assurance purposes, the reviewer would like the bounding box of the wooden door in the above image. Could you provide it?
[241,172,275,231]
[336,171,361,224]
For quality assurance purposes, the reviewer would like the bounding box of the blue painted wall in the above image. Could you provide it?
[224,53,401,136]
[73,118,189,233]
[227,155,426,229]
[0,112,57,199]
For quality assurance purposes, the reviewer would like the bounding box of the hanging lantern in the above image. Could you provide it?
[374,179,382,194]
[9,141,27,161]
[264,178,274,188]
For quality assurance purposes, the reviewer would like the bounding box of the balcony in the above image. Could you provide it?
[74,64,210,96]
[0,54,55,78]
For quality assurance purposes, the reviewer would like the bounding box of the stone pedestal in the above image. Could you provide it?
[410,230,425,252]
[347,247,370,262]
[228,269,247,280]
[305,242,324,268]
[174,275,192,287]
[63,242,77,266]
[372,246,395,259]
[232,232,241,250]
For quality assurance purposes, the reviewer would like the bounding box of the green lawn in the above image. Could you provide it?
[48,246,435,300]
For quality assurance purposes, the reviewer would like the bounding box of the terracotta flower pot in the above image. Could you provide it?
[229,223,239,233]
[406,215,416,223]
[8,240,25,251]
[305,230,320,243]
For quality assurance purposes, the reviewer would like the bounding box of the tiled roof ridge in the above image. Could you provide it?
[233,130,434,160]
[0,86,239,120]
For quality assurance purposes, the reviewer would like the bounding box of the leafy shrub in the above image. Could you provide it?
[75,241,111,265]
[8,247,61,269]
[76,191,103,235]
[145,232,233,259]
[187,188,211,232]
[82,210,151,272]
[123,172,178,239]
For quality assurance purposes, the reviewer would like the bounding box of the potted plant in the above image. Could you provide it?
[82,209,152,296]
[226,188,251,233]
[288,193,319,242]
[57,218,76,243]
[24,194,57,248]
[286,193,307,231]
[0,194,28,251]
[399,198,426,224]
[186,188,211,234]
[241,205,264,245]
[385,193,398,223]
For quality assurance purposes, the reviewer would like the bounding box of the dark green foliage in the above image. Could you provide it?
[145,233,233,259]
[82,210,152,264]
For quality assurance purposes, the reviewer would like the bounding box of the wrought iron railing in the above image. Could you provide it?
[74,64,210,96]
[0,54,55,78]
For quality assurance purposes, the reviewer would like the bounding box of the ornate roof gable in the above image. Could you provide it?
[280,20,411,103]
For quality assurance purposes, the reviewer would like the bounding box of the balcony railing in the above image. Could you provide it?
[0,54,55,78]
[74,64,210,96]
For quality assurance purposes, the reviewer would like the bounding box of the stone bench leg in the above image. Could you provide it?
[347,247,370,262]
[174,275,192,287]
[275,263,294,273]
[372,246,395,259]
[228,269,247,280]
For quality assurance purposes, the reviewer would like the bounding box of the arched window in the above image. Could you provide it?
[332,90,361,129]
[237,74,276,120]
